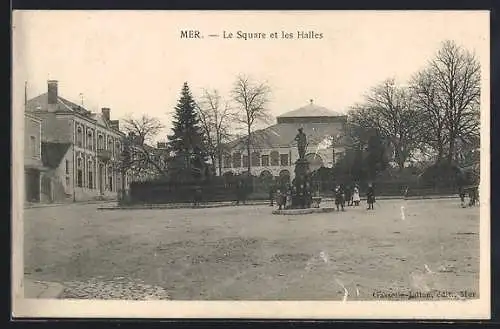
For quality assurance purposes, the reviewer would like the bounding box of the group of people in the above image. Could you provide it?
[273,182,314,210]
[333,183,375,211]
[459,185,479,208]
[270,182,376,211]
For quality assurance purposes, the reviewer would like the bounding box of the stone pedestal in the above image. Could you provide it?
[291,158,311,209]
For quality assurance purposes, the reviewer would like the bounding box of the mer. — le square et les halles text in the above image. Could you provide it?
[180,29,324,40]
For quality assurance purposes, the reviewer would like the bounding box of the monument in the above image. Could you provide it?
[292,128,312,209]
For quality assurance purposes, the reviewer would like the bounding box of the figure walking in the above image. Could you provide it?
[352,185,360,206]
[345,185,353,206]
[193,186,202,207]
[335,185,345,212]
[269,183,276,206]
[366,183,375,210]
[459,185,466,208]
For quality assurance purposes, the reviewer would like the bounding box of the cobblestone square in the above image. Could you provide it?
[24,199,480,300]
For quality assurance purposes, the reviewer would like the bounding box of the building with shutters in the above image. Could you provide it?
[218,100,348,184]
[26,80,130,202]
[24,111,47,203]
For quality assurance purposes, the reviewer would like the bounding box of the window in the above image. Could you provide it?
[29,136,36,157]
[65,160,69,174]
[88,171,93,189]
[87,130,93,150]
[223,154,231,168]
[270,151,280,166]
[261,155,269,167]
[280,154,289,166]
[98,135,104,150]
[108,167,113,191]
[251,152,260,167]
[77,170,83,187]
[77,158,83,187]
[242,155,249,168]
[108,138,113,156]
[76,127,83,148]
[88,160,93,189]
[116,142,121,155]
[232,152,241,168]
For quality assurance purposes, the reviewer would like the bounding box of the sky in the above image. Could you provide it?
[13,10,489,142]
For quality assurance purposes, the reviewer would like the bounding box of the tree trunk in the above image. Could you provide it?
[217,150,223,176]
[247,126,251,174]
[216,136,223,176]
[121,168,126,202]
[447,132,456,164]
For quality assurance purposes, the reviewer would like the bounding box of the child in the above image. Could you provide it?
[335,185,345,212]
[276,189,284,210]
[366,183,375,210]
[352,185,360,206]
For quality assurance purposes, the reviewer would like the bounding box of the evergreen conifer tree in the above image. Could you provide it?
[167,82,208,179]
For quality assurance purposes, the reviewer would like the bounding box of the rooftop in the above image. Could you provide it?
[277,100,342,118]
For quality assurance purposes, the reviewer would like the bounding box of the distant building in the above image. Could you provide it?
[24,111,46,203]
[26,80,130,202]
[218,100,348,183]
[120,135,169,183]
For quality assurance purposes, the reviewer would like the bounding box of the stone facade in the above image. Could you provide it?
[27,80,130,202]
[24,112,45,202]
[217,101,347,182]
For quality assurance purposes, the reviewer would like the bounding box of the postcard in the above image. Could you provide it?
[12,10,490,319]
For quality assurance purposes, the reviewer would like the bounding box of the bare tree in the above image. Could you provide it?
[350,78,423,170]
[411,68,449,162]
[197,89,234,176]
[415,40,480,164]
[122,115,164,145]
[121,115,167,178]
[231,74,272,173]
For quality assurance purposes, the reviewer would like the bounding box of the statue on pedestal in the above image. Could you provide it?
[294,128,307,160]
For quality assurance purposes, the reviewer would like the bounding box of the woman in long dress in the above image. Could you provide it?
[352,185,361,206]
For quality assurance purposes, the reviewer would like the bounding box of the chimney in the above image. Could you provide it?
[101,108,110,121]
[48,80,58,105]
[110,120,120,131]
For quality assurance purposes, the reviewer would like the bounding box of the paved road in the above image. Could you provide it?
[24,199,480,300]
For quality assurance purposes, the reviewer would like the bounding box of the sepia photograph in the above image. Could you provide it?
[12,10,490,319]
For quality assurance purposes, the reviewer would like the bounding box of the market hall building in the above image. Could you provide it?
[218,100,348,183]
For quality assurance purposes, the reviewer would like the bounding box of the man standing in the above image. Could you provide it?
[335,185,345,212]
[366,183,375,210]
[269,183,276,206]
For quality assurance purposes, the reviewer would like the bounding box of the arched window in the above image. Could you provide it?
[98,134,104,150]
[278,169,291,186]
[76,157,83,187]
[108,137,113,157]
[116,141,121,155]
[270,151,280,166]
[87,129,94,150]
[305,153,325,172]
[88,159,94,189]
[259,170,273,183]
[251,151,261,167]
[232,152,241,168]
[223,153,232,168]
[76,126,83,148]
